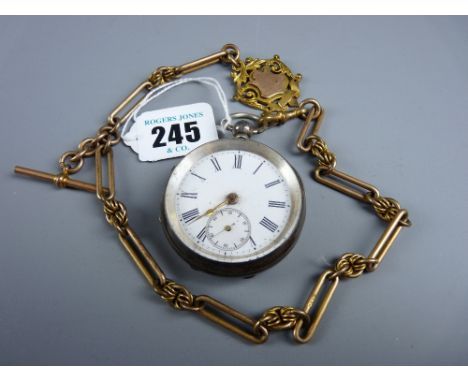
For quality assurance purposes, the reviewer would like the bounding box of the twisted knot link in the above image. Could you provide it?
[149,66,180,86]
[329,253,376,279]
[366,195,411,227]
[103,199,128,235]
[306,135,336,171]
[154,279,201,311]
[254,306,309,332]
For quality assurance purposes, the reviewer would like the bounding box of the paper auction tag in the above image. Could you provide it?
[122,102,218,162]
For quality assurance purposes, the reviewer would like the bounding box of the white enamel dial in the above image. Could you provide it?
[175,149,292,263]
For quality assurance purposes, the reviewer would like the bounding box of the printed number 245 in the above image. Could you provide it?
[152,121,200,148]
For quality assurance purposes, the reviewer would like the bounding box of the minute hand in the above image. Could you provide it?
[190,192,239,224]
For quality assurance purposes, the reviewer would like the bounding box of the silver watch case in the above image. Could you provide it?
[161,138,305,277]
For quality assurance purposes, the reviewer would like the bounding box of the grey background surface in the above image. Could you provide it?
[1,16,467,365]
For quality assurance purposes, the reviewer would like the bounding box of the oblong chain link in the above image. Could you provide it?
[195,295,269,344]
[95,144,115,201]
[293,270,340,343]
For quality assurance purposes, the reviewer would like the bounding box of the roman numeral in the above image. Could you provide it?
[181,208,199,223]
[234,154,243,169]
[259,217,278,232]
[196,227,207,242]
[249,236,257,247]
[190,172,206,181]
[180,192,198,199]
[253,161,264,175]
[265,179,281,188]
[268,201,286,208]
[210,157,222,172]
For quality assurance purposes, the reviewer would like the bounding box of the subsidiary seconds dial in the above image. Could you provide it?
[161,139,305,276]
[206,208,251,251]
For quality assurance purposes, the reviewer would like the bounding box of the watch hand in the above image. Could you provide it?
[212,222,236,237]
[190,192,239,224]
[212,227,227,237]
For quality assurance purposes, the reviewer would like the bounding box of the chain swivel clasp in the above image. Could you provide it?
[225,101,319,141]
[259,107,307,127]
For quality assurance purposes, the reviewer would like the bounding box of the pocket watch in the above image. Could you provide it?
[161,132,305,277]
